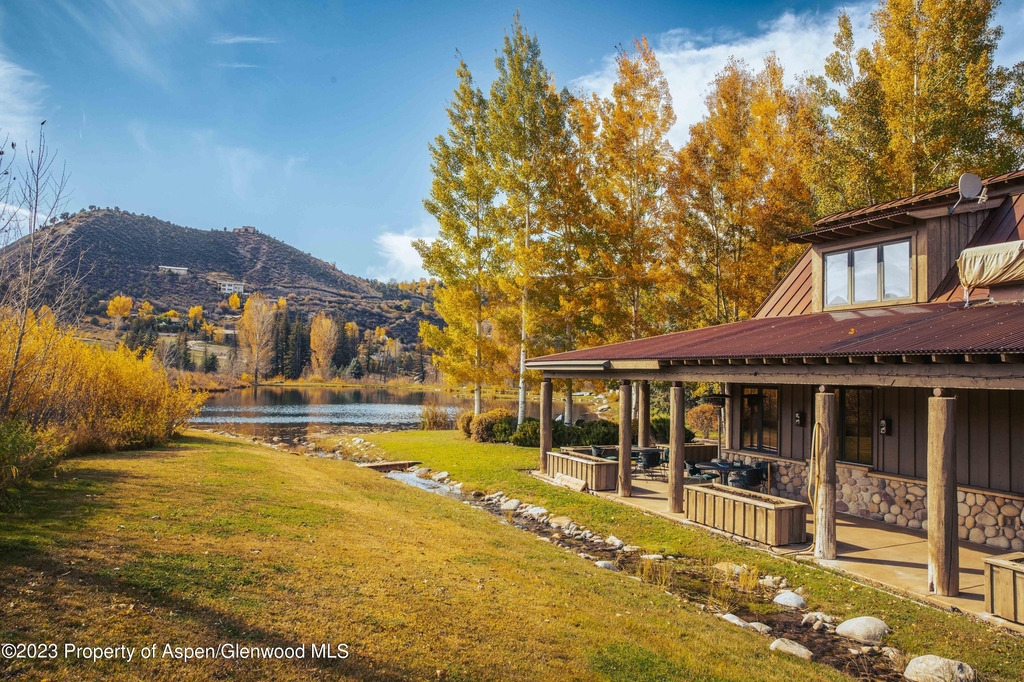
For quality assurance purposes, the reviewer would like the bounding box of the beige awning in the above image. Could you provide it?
[957,240,1024,295]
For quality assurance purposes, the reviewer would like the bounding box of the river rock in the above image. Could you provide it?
[773,590,807,609]
[500,499,521,511]
[605,535,624,549]
[594,560,619,571]
[430,471,449,482]
[412,467,431,478]
[834,616,890,645]
[714,561,743,577]
[748,622,772,634]
[769,638,813,661]
[720,613,751,629]
[903,655,976,682]
[640,554,664,560]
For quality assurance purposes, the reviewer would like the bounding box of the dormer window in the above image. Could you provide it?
[824,239,911,307]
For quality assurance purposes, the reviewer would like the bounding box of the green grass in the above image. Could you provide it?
[365,430,1024,682]
[2,431,856,682]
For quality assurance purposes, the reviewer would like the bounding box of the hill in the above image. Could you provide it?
[30,209,437,342]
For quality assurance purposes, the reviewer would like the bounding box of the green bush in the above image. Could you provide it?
[456,410,474,437]
[491,415,519,443]
[577,419,620,446]
[0,420,60,507]
[650,415,695,444]
[510,419,540,447]
[469,408,516,443]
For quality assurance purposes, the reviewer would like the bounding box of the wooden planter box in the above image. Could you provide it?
[545,450,618,492]
[983,552,1024,624]
[684,483,808,547]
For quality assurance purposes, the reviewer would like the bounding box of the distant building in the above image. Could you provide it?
[158,265,189,276]
[233,226,257,234]
[218,281,245,295]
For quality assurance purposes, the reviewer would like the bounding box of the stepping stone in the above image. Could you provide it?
[769,638,813,661]
[903,655,976,682]
[835,616,890,645]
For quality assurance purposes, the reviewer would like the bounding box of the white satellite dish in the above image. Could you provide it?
[959,173,983,200]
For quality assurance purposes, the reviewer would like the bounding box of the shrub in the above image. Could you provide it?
[651,415,695,444]
[469,408,516,442]
[456,410,474,437]
[508,418,620,449]
[420,404,454,430]
[578,419,619,446]
[509,419,540,447]
[686,403,719,439]
[491,415,519,443]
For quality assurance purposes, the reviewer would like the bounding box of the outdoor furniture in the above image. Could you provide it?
[696,460,752,484]
[635,448,665,481]
[983,552,1024,624]
[685,460,718,483]
[728,467,765,491]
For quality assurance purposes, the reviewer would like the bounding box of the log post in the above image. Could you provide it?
[618,379,633,497]
[927,390,959,596]
[722,382,735,450]
[813,386,837,560]
[539,378,552,475]
[638,380,651,447]
[669,381,686,513]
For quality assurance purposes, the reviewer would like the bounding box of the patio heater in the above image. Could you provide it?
[703,393,731,460]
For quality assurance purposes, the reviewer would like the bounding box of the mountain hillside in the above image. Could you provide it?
[33,209,437,342]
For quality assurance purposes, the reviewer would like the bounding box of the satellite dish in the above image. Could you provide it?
[959,173,983,200]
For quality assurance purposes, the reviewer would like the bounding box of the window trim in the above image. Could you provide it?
[739,386,779,454]
[823,238,913,309]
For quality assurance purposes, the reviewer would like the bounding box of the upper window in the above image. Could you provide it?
[824,240,911,307]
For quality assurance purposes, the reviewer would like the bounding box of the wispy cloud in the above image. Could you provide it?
[0,52,45,145]
[215,62,260,69]
[128,121,152,153]
[211,35,278,45]
[367,223,435,281]
[216,144,266,199]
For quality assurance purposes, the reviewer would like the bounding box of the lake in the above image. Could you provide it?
[195,386,590,440]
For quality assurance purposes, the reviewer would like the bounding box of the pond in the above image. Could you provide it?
[195,386,592,440]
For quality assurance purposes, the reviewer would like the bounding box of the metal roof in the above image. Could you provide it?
[527,301,1024,366]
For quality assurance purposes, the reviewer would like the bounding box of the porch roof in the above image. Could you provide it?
[527,301,1024,385]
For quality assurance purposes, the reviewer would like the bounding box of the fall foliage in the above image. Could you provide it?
[106,295,133,332]
[309,311,338,379]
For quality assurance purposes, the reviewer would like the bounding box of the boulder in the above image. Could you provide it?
[412,467,431,478]
[902,655,976,682]
[720,613,751,629]
[748,622,772,635]
[640,554,664,560]
[499,499,521,511]
[605,535,624,549]
[773,590,807,609]
[594,560,619,571]
[524,506,548,518]
[430,471,450,482]
[834,616,890,645]
[769,638,813,661]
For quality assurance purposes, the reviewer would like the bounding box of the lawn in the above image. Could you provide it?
[364,429,1024,682]
[1,431,856,681]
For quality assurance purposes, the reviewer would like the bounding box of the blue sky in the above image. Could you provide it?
[2,1,1022,281]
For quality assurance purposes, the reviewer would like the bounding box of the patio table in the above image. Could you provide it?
[695,461,752,484]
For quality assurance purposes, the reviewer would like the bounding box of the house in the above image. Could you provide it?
[233,226,257,234]
[218,281,245,295]
[527,169,1024,600]
[158,265,188,276]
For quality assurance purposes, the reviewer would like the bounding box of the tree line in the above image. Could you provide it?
[417,2,1024,420]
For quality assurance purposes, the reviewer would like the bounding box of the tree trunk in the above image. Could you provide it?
[564,378,573,425]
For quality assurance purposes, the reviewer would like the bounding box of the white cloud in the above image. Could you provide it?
[215,144,265,199]
[128,121,153,153]
[368,223,436,281]
[211,35,278,45]
[0,53,45,146]
[214,62,260,69]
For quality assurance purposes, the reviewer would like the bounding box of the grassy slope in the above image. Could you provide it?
[2,432,850,682]
[366,430,1024,682]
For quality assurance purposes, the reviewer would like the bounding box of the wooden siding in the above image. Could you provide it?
[544,451,618,491]
[731,383,1024,495]
[683,483,808,546]
[754,249,813,318]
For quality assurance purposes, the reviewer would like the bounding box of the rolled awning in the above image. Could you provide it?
[957,240,1024,299]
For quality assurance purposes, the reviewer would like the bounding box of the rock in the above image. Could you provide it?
[605,535,624,549]
[430,471,450,482]
[523,506,548,518]
[748,622,772,634]
[721,613,751,629]
[902,655,976,682]
[714,561,743,577]
[880,646,902,661]
[594,560,619,571]
[640,554,664,560]
[834,616,890,645]
[801,612,833,626]
[548,515,573,528]
[412,467,431,478]
[769,638,813,661]
[622,545,642,552]
[500,499,521,511]
[773,590,807,609]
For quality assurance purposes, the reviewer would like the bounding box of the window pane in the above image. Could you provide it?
[853,247,879,302]
[825,252,849,306]
[761,389,778,452]
[840,388,873,464]
[741,388,758,449]
[883,241,911,300]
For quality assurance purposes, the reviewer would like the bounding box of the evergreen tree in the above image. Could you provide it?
[347,357,364,380]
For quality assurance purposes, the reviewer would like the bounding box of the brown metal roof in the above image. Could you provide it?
[790,168,1024,244]
[528,301,1024,365]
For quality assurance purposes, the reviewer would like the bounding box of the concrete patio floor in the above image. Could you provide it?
[579,474,1022,632]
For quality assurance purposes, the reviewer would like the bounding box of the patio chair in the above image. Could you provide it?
[728,467,765,491]
[637,449,665,481]
[685,460,717,483]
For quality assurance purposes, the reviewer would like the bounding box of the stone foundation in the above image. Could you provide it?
[723,451,1024,552]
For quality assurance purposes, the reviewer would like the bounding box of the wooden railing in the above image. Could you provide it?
[684,483,808,547]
